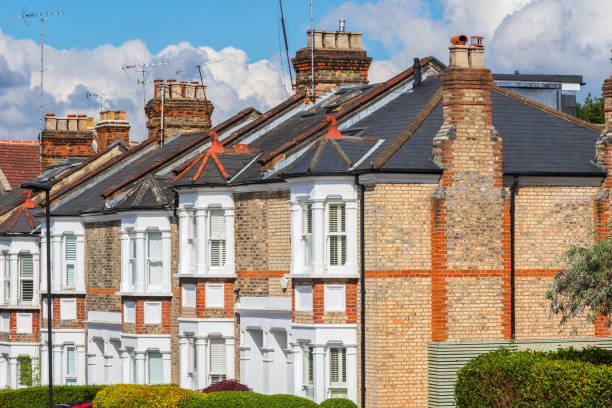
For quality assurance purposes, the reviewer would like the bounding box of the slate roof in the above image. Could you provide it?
[114,174,174,210]
[493,74,583,84]
[0,140,41,189]
[0,202,40,235]
[173,153,257,187]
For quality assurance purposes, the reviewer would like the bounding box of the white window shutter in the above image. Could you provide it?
[19,254,33,302]
[16,313,32,334]
[144,302,162,324]
[328,204,347,266]
[205,284,225,308]
[209,338,226,379]
[124,301,136,323]
[65,265,75,288]
[330,348,340,383]
[147,232,163,286]
[65,236,77,260]
[209,210,226,267]
[60,299,77,320]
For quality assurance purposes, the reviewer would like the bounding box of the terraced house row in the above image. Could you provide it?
[0,28,611,407]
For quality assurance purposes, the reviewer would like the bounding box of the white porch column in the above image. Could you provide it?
[120,350,131,384]
[238,330,249,389]
[135,232,146,293]
[120,231,130,292]
[76,234,85,292]
[224,209,235,274]
[40,344,48,385]
[345,200,358,274]
[196,337,208,389]
[0,355,7,388]
[289,201,303,273]
[31,356,39,386]
[196,209,208,273]
[225,336,235,380]
[51,235,62,291]
[261,331,273,395]
[313,345,326,403]
[179,337,189,388]
[285,336,294,395]
[161,230,171,292]
[8,357,17,389]
[178,210,189,274]
[346,345,357,403]
[9,254,17,305]
[135,351,145,384]
[293,343,304,397]
[103,340,111,385]
[77,344,86,385]
[53,345,62,385]
[32,254,40,307]
[161,351,171,384]
[311,200,325,274]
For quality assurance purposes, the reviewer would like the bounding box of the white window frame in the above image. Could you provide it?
[131,353,137,384]
[326,203,347,267]
[3,253,10,304]
[189,339,198,382]
[328,347,347,398]
[146,350,163,384]
[63,234,77,289]
[182,284,196,308]
[146,231,163,290]
[60,298,77,320]
[128,233,137,288]
[302,203,313,269]
[65,345,77,385]
[16,313,32,334]
[303,345,314,400]
[209,337,226,384]
[205,283,225,309]
[18,252,34,304]
[124,301,136,324]
[295,284,313,312]
[143,301,162,325]
[187,210,198,270]
[324,284,346,312]
[208,209,227,269]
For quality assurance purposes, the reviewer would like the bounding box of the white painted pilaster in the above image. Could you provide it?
[345,200,358,274]
[161,231,171,292]
[135,232,146,293]
[289,201,303,273]
[51,235,62,291]
[135,352,145,385]
[40,344,48,385]
[178,210,189,274]
[53,345,62,384]
[196,209,208,273]
[179,337,189,388]
[225,336,235,380]
[120,231,130,292]
[311,200,325,274]
[32,253,40,307]
[76,234,85,292]
[224,209,235,274]
[196,337,208,389]
[161,351,171,384]
[9,253,17,305]
[346,345,357,402]
[313,346,326,403]
[120,350,130,384]
[8,357,17,389]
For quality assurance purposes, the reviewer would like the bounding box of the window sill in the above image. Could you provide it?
[40,289,87,295]
[287,273,360,279]
[174,272,236,279]
[0,304,39,310]
[116,291,173,297]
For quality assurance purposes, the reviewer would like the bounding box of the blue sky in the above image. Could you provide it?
[0,0,609,140]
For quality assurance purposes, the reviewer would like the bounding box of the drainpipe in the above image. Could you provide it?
[355,174,366,407]
[510,176,518,340]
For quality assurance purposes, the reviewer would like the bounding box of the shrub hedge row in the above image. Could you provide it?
[455,347,612,408]
[0,385,105,408]
[177,391,320,408]
[92,384,195,408]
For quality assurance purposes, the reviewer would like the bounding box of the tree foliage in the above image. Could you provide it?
[576,93,604,124]
[547,236,612,325]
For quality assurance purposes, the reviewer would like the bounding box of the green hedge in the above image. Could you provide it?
[179,391,318,408]
[455,347,612,408]
[93,384,197,408]
[319,398,358,408]
[0,385,106,408]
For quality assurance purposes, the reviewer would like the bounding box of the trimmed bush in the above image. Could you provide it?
[455,347,612,408]
[319,398,358,408]
[0,385,105,408]
[200,379,251,393]
[265,394,318,407]
[93,384,196,408]
[179,391,266,408]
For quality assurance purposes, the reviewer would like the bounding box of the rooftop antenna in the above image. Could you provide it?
[121,61,168,122]
[86,91,107,112]
[279,0,294,89]
[310,0,315,101]
[196,57,231,88]
[20,7,63,164]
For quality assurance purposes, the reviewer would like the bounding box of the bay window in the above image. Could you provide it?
[3,255,9,302]
[303,204,313,267]
[128,235,136,287]
[64,235,76,288]
[188,210,198,268]
[147,232,163,289]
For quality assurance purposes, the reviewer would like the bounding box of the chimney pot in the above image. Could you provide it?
[107,111,116,121]
[68,118,78,131]
[67,114,76,118]
[470,35,484,47]
[338,19,346,32]
[45,113,55,117]
[57,118,68,131]
[87,117,94,128]
[45,116,56,130]
[119,110,127,121]
[77,118,88,131]
[450,35,468,46]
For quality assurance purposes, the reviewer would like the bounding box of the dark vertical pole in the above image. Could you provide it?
[510,177,518,340]
[46,189,53,407]
[357,176,366,407]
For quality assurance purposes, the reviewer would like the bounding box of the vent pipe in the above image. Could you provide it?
[413,58,422,86]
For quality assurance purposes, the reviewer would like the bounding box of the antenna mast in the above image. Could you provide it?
[87,91,107,112]
[310,0,315,101]
[279,0,294,89]
[121,61,168,122]
[20,7,63,162]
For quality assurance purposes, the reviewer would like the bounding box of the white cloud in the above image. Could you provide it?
[321,0,612,98]
[0,28,290,141]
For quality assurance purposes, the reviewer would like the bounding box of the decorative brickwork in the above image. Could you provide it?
[145,81,214,142]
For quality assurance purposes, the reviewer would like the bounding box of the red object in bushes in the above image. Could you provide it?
[200,379,251,393]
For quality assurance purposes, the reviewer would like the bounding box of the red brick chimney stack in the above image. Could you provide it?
[292,22,372,98]
[145,80,214,143]
[95,110,130,151]
[596,50,612,167]
[41,113,96,170]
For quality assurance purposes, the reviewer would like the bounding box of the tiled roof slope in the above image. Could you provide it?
[0,140,41,189]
